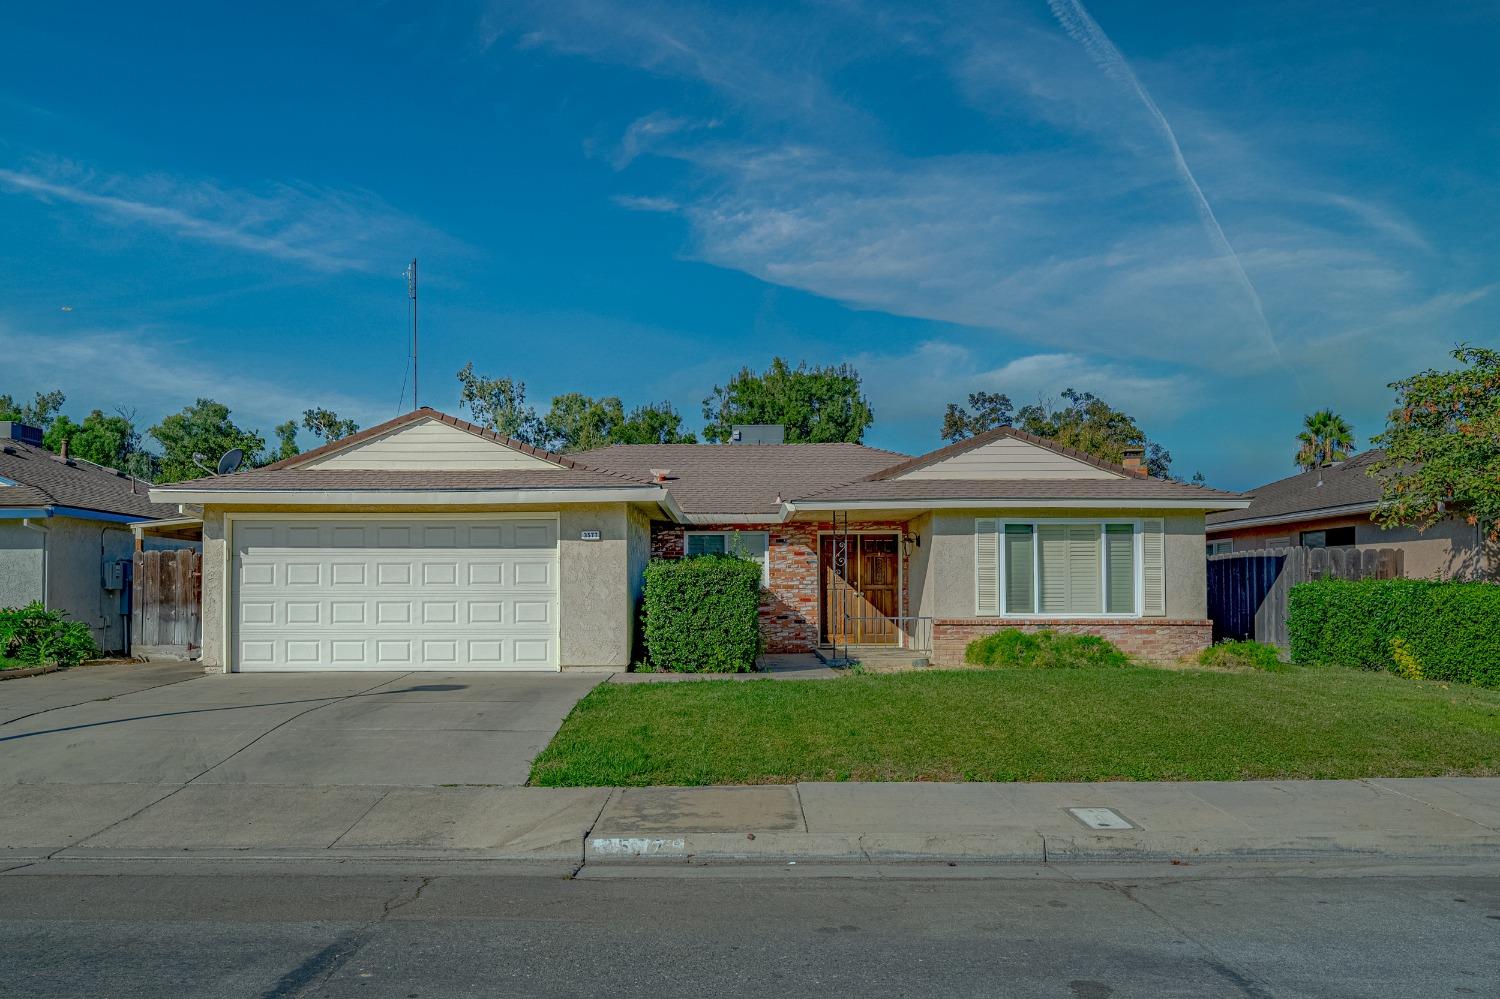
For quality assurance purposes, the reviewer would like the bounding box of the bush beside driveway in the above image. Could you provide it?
[529,666,1500,787]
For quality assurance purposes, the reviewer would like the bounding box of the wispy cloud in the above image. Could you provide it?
[0,160,451,273]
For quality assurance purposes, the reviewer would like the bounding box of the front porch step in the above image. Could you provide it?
[817,645,932,673]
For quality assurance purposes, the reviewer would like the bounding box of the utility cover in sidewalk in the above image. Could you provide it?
[1067,807,1134,830]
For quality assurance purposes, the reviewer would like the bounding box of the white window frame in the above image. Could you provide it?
[992,518,1143,619]
[683,530,771,586]
[1206,539,1233,556]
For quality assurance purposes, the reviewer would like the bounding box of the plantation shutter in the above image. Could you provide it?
[1037,525,1068,614]
[1003,524,1035,614]
[974,518,1000,616]
[1105,524,1135,614]
[1067,525,1102,614]
[1141,518,1166,616]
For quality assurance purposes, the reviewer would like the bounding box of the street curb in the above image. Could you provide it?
[0,664,60,681]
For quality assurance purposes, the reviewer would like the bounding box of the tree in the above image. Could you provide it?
[1369,345,1500,542]
[940,391,1015,442]
[42,409,140,468]
[273,421,301,462]
[540,395,697,452]
[1015,389,1173,477]
[456,362,542,444]
[1295,408,1356,469]
[301,407,359,443]
[702,358,873,444]
[0,390,66,430]
[149,399,266,482]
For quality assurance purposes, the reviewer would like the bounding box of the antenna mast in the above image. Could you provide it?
[407,258,419,409]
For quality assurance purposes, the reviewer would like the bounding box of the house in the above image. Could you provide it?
[1205,450,1497,581]
[147,407,1249,673]
[0,421,180,652]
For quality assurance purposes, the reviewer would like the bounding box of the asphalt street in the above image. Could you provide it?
[2,865,1497,998]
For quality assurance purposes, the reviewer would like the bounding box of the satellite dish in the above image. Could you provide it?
[216,448,245,476]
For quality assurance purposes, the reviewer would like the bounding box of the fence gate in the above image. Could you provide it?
[1207,546,1403,648]
[131,549,202,660]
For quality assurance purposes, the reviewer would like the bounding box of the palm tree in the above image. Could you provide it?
[1295,409,1356,469]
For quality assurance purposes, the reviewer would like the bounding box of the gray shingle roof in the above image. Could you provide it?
[166,467,654,491]
[1207,450,1388,528]
[576,443,911,515]
[799,476,1247,506]
[0,440,173,518]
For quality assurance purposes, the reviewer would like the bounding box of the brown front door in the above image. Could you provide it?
[820,534,900,645]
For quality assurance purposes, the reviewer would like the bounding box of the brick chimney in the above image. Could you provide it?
[1121,446,1147,477]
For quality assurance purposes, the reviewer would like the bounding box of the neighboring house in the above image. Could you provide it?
[149,407,1249,673]
[0,421,180,652]
[1205,450,1497,581]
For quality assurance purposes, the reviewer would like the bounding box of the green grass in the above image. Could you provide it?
[529,666,1500,786]
[0,656,34,671]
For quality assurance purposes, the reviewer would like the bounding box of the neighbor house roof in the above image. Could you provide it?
[1206,450,1388,531]
[0,438,172,519]
[575,442,910,516]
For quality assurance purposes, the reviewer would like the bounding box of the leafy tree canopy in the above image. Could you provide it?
[301,407,359,442]
[456,362,543,444]
[940,391,1015,442]
[0,390,66,430]
[149,399,266,482]
[42,409,141,469]
[1014,389,1173,478]
[702,358,873,444]
[1295,408,1356,469]
[1370,345,1500,542]
[273,420,301,462]
[541,394,696,452]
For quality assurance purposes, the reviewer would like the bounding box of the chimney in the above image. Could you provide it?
[1121,446,1147,477]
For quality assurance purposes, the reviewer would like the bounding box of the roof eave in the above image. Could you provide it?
[149,485,669,506]
[1206,501,1378,534]
[787,497,1252,513]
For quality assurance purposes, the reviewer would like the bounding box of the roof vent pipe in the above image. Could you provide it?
[650,468,671,483]
[59,439,69,461]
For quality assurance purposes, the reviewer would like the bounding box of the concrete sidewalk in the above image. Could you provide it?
[4,778,1498,870]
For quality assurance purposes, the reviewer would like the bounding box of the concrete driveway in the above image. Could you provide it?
[0,662,603,787]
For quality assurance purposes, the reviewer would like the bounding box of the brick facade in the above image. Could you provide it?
[649,520,911,653]
[930,618,1212,666]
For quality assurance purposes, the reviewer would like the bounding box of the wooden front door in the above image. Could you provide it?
[820,534,900,645]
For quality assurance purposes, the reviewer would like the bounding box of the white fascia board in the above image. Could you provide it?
[786,497,1252,513]
[149,486,667,506]
[1205,502,1378,534]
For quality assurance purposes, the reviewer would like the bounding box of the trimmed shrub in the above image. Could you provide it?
[1288,578,1500,687]
[965,629,1131,669]
[1196,640,1291,673]
[641,555,763,672]
[0,602,99,668]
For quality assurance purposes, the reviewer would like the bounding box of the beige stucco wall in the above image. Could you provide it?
[13,517,135,653]
[0,521,46,610]
[906,512,935,621]
[625,504,652,660]
[1219,514,1495,581]
[198,502,639,672]
[922,508,1208,620]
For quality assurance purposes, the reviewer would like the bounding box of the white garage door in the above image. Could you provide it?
[232,517,558,671]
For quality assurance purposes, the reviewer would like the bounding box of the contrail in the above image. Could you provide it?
[1047,0,1287,369]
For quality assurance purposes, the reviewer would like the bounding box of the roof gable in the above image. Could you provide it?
[270,409,570,472]
[872,427,1130,482]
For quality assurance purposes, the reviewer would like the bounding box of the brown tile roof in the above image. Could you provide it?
[798,476,1247,506]
[165,467,654,491]
[863,425,1143,481]
[0,439,173,518]
[1207,451,1388,528]
[576,443,911,515]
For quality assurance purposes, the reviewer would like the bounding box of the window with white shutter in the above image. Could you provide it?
[988,520,1143,617]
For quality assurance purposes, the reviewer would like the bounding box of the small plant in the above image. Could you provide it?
[964,629,1130,669]
[1196,640,1291,673]
[0,602,99,668]
[1389,637,1424,681]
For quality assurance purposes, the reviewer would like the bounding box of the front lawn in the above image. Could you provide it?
[529,666,1500,786]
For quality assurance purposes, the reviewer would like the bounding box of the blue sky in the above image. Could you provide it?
[2,1,1496,489]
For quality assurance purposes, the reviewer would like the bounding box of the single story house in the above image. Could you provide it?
[0,421,181,652]
[1205,450,1497,581]
[148,408,1249,673]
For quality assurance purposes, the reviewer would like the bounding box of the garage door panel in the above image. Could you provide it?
[233,518,558,671]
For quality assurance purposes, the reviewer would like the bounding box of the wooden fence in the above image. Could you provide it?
[131,549,202,660]
[1207,546,1404,648]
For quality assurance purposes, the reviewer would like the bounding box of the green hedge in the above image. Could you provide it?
[1287,578,1500,687]
[965,629,1131,669]
[641,555,763,672]
[0,602,99,668]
